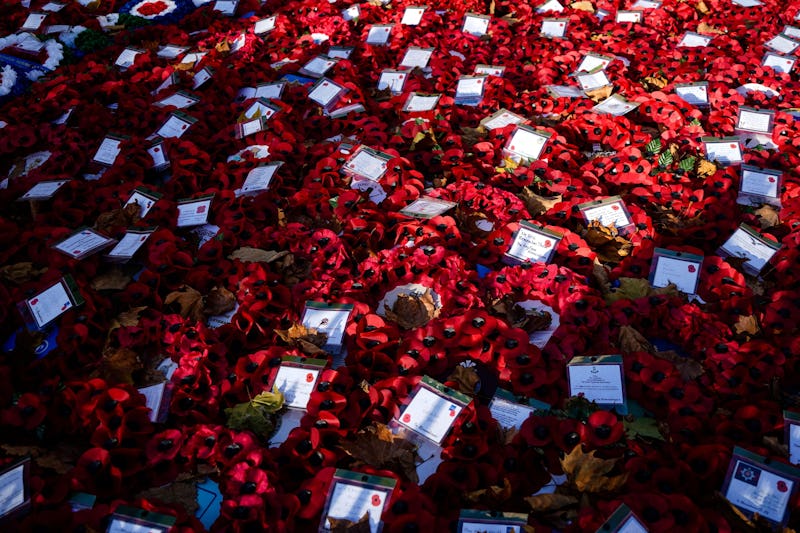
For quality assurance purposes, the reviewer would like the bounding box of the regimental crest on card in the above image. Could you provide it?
[735,462,761,486]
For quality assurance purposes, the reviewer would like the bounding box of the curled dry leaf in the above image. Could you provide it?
[460,126,487,146]
[384,290,438,330]
[696,159,718,178]
[647,204,705,237]
[203,287,236,316]
[754,205,779,229]
[561,445,628,494]
[519,187,562,217]
[491,295,552,332]
[0,262,46,284]
[526,493,579,512]
[328,513,372,533]
[571,1,595,12]
[642,75,668,92]
[91,267,132,291]
[734,314,760,341]
[274,323,328,355]
[229,247,289,263]
[583,220,633,263]
[98,347,141,385]
[618,325,655,354]
[447,365,480,395]
[340,424,419,484]
[95,203,141,234]
[697,22,726,35]
[165,286,205,322]
[456,207,493,238]
[653,350,705,381]
[585,85,613,102]
[465,478,513,507]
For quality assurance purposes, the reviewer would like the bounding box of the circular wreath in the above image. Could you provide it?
[119,0,198,24]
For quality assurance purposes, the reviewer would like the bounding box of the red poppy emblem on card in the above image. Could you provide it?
[305,373,314,383]
[73,250,82,255]
[688,265,696,272]
[402,413,411,423]
[769,177,776,182]
[371,494,382,506]
[30,298,38,305]
[153,147,160,153]
[612,204,620,210]
[778,480,789,492]
[544,240,552,247]
[730,144,736,149]
[196,205,206,213]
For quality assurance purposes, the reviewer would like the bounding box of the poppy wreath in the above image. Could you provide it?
[3,0,800,531]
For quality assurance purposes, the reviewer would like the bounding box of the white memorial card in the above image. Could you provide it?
[762,53,796,74]
[24,277,81,329]
[19,180,68,201]
[399,47,434,69]
[765,34,800,55]
[343,146,390,182]
[462,14,490,36]
[400,196,456,218]
[308,78,345,108]
[366,25,393,45]
[377,70,407,94]
[675,82,709,107]
[402,93,441,112]
[125,188,160,218]
[567,355,626,409]
[155,112,196,139]
[505,125,551,161]
[593,95,639,116]
[649,248,703,295]
[54,228,116,260]
[736,107,774,134]
[738,164,781,206]
[106,229,154,262]
[92,136,124,166]
[239,162,281,195]
[703,137,743,166]
[718,224,780,276]
[541,18,567,38]
[176,196,213,228]
[396,378,468,444]
[505,223,561,264]
[678,32,712,47]
[401,6,426,25]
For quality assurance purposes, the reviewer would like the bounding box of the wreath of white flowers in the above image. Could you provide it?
[0,65,17,97]
[0,33,64,82]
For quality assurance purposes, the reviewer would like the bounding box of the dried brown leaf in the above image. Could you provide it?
[384,290,438,330]
[447,365,479,396]
[95,203,141,234]
[165,286,205,322]
[653,350,705,381]
[696,0,710,15]
[274,323,328,355]
[526,493,579,512]
[619,325,655,354]
[460,126,487,146]
[561,445,628,494]
[229,247,289,263]
[754,205,780,229]
[571,1,595,12]
[585,85,613,102]
[642,75,668,92]
[456,207,492,238]
[340,424,419,484]
[519,188,562,217]
[98,347,141,385]
[329,513,372,533]
[203,287,236,316]
[584,221,633,263]
[465,478,513,507]
[0,262,46,284]
[734,315,760,340]
[1,443,81,474]
[91,268,132,291]
[696,159,718,177]
[698,22,725,35]
[592,260,611,293]
[215,40,230,54]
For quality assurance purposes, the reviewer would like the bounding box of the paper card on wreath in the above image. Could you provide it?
[737,164,782,207]
[17,180,67,202]
[474,64,505,77]
[616,10,643,23]
[674,82,709,107]
[255,81,285,100]
[400,196,456,218]
[319,470,396,533]
[457,510,529,533]
[546,85,584,98]
[504,124,551,162]
[155,111,197,139]
[453,75,486,106]
[366,24,393,45]
[595,503,647,533]
[392,376,471,466]
[717,224,781,277]
[0,458,31,523]
[327,46,354,59]
[784,411,800,466]
[342,145,391,182]
[401,6,426,25]
[649,247,703,295]
[268,356,327,445]
[764,34,800,55]
[504,222,562,265]
[106,506,176,533]
[20,276,84,330]
[541,18,568,38]
[593,94,640,116]
[213,0,239,16]
[21,13,47,32]
[308,77,346,110]
[53,227,116,260]
[148,138,170,171]
[301,301,354,359]
[92,134,127,167]
[115,48,144,70]
[377,69,407,94]
[702,136,743,166]
[299,55,338,78]
[722,446,800,527]
[489,388,550,430]
[155,91,200,110]
[68,492,96,512]
[42,2,66,11]
[762,52,796,74]
[577,53,614,73]
[567,354,627,414]
[125,186,162,218]
[193,67,214,89]
[237,162,282,196]
[341,4,360,21]
[138,381,172,423]
[176,195,214,228]
[462,13,490,36]
[575,68,611,92]
[400,46,434,69]
[735,106,774,135]
[157,44,189,59]
[105,228,156,263]
[480,108,526,130]
[784,25,800,39]
[678,31,712,47]
[631,0,661,8]
[578,196,634,233]
[254,16,276,35]
[731,0,762,6]
[402,92,441,112]
[152,72,180,96]
[536,0,564,12]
